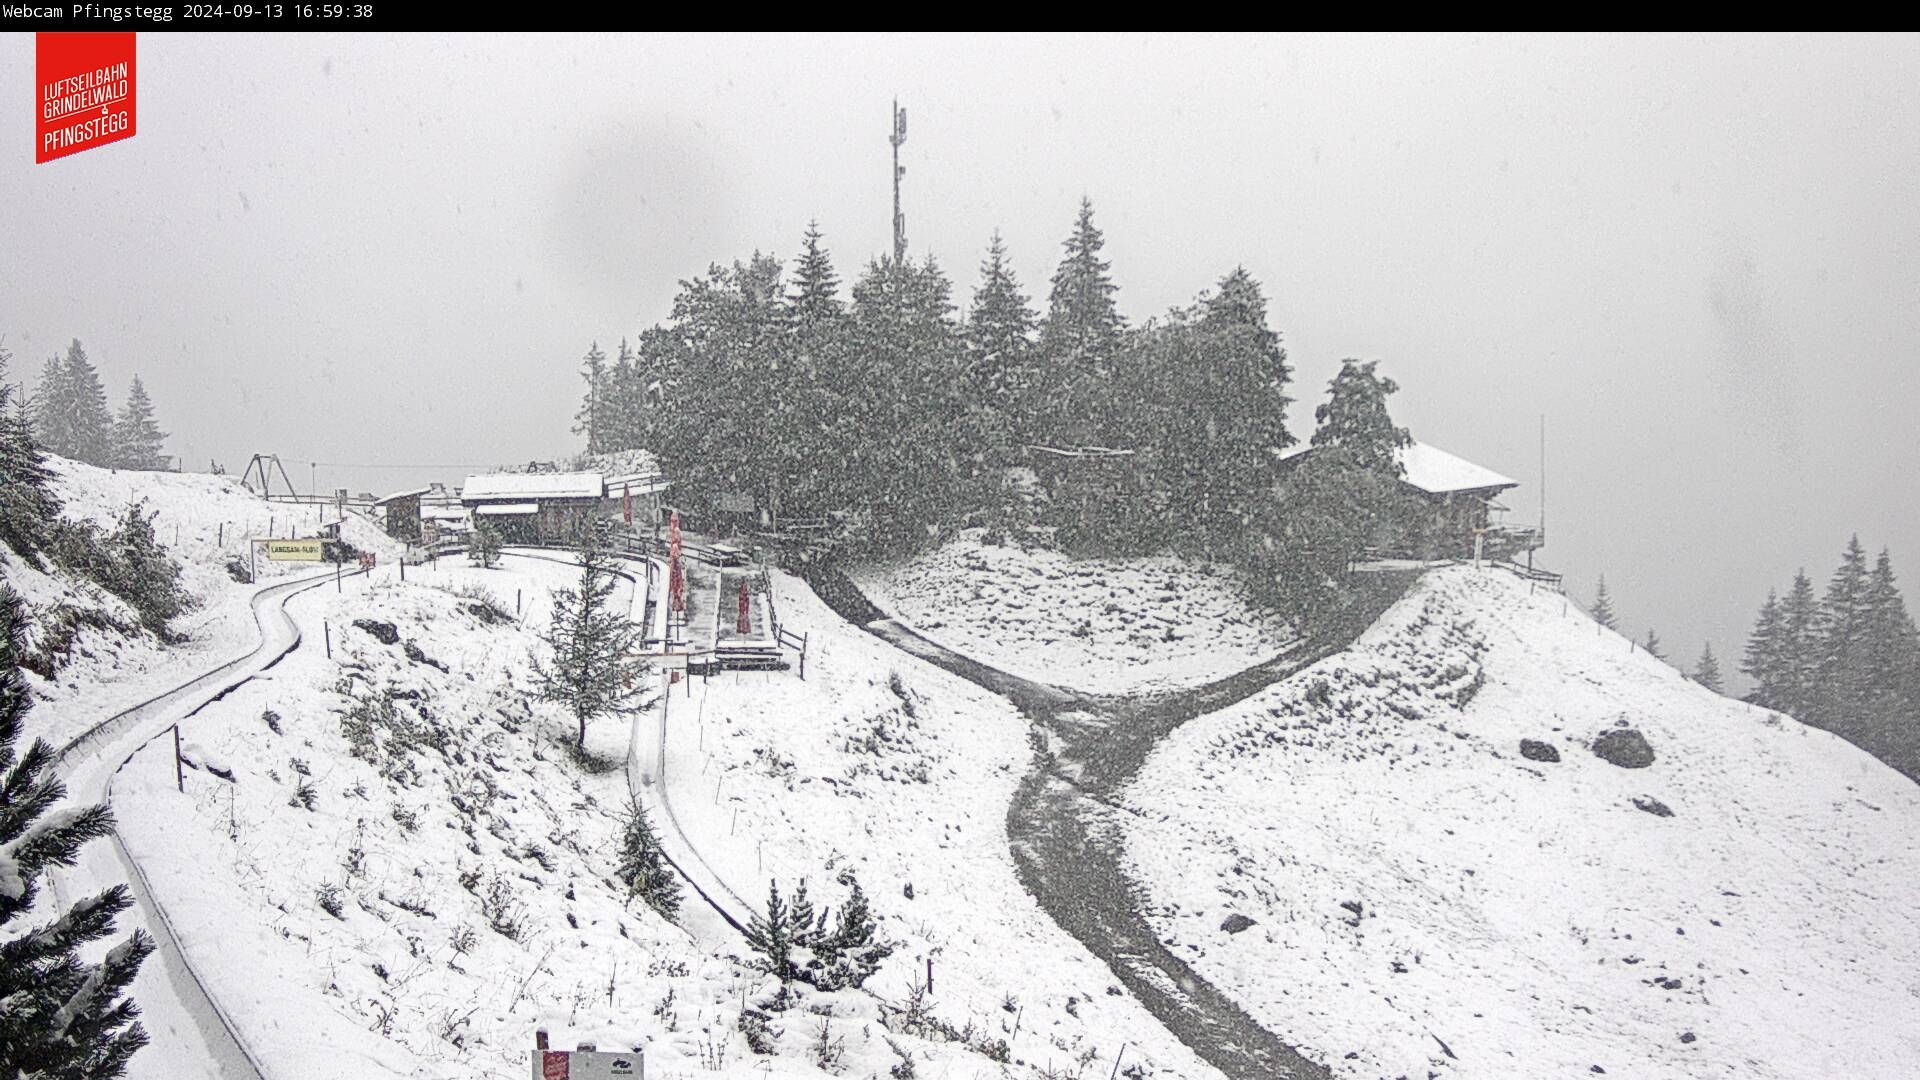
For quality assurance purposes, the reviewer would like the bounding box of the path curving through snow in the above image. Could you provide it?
[46,567,360,1080]
[805,564,1418,1080]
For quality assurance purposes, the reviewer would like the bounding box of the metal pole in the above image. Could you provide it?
[324,620,331,658]
[173,724,184,793]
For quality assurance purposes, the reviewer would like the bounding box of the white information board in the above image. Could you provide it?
[531,1048,642,1079]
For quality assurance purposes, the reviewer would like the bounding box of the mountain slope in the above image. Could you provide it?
[7,456,400,748]
[1121,565,1920,1080]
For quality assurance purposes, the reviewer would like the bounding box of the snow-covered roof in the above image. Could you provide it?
[372,487,431,506]
[474,502,539,515]
[1398,442,1517,494]
[1278,440,1517,495]
[460,472,603,502]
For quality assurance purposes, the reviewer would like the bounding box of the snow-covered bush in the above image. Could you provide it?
[615,798,681,921]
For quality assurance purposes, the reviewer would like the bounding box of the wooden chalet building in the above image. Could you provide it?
[1278,440,1541,561]
[459,471,606,544]
[370,487,428,543]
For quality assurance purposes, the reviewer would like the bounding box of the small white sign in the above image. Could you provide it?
[531,1048,643,1079]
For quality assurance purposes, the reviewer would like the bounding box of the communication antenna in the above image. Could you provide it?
[890,99,908,263]
[1539,413,1547,543]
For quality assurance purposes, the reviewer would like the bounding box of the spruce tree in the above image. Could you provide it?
[1037,198,1125,442]
[965,231,1038,438]
[1776,570,1821,718]
[1742,589,1783,708]
[111,377,167,471]
[102,501,195,636]
[745,879,796,985]
[0,381,63,563]
[1642,628,1665,662]
[31,355,71,459]
[1861,549,1920,732]
[1310,359,1412,477]
[1184,268,1295,543]
[615,798,681,922]
[0,584,155,1079]
[652,254,788,525]
[533,539,651,747]
[842,255,976,551]
[779,224,848,520]
[1693,642,1724,694]
[1815,535,1873,729]
[34,341,114,467]
[572,342,609,453]
[808,871,893,991]
[1591,575,1618,631]
[787,221,844,332]
[1201,266,1294,448]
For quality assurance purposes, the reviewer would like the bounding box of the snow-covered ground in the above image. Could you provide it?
[852,531,1295,695]
[642,566,1218,1080]
[1121,565,1920,1079]
[114,556,719,1079]
[113,551,1216,1079]
[9,457,400,748]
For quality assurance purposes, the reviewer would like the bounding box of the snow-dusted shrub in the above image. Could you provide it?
[479,874,524,940]
[737,1007,778,1054]
[616,798,682,922]
[745,873,895,992]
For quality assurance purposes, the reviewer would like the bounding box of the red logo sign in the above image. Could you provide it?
[541,1051,570,1079]
[37,33,137,164]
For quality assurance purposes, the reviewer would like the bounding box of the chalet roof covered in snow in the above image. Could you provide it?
[460,472,603,503]
[1279,440,1518,495]
[371,486,431,506]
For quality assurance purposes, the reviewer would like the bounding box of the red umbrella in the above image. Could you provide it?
[667,510,686,615]
[737,579,751,634]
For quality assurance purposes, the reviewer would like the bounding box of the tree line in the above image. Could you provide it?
[15,338,169,471]
[574,199,1427,612]
[1,342,194,642]
[1740,537,1920,779]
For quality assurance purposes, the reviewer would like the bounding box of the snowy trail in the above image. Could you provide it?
[47,567,357,1080]
[805,565,1418,1080]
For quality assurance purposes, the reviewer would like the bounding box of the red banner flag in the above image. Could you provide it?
[737,579,751,634]
[622,482,632,525]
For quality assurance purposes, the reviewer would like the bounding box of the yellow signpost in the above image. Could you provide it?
[263,538,325,562]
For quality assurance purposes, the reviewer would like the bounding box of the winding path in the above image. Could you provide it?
[804,567,1416,1080]
[49,568,359,1080]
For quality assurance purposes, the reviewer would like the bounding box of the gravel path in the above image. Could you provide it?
[806,566,1415,1080]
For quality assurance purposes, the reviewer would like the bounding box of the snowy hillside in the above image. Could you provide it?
[6,456,401,747]
[113,556,686,1079]
[852,531,1295,694]
[1121,566,1920,1079]
[110,553,1213,1079]
[646,566,1218,1079]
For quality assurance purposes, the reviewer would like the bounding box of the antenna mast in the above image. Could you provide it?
[890,99,908,263]
[1539,413,1547,543]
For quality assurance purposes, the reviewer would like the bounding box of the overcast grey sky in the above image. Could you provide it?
[5,32,1918,677]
